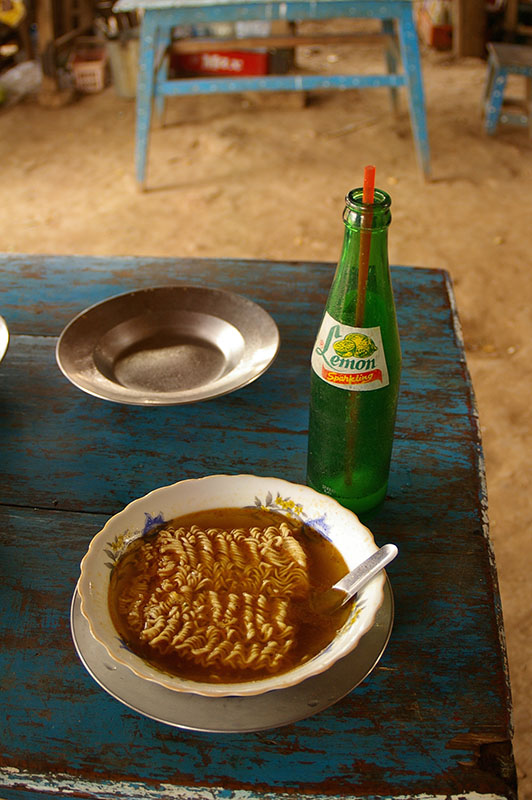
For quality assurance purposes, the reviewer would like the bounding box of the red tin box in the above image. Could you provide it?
[172,50,269,76]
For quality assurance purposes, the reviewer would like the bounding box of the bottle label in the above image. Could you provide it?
[311,312,389,391]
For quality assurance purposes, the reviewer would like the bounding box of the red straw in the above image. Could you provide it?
[346,166,377,486]
[355,165,376,326]
[362,164,376,204]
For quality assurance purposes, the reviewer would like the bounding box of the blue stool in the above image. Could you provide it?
[484,41,532,135]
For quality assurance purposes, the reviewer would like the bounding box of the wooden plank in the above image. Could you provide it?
[504,0,519,36]
[35,0,82,105]
[0,505,514,797]
[172,31,392,54]
[79,0,95,29]
[54,22,96,48]
[62,0,74,34]
[0,319,482,513]
[35,0,56,76]
[452,0,486,57]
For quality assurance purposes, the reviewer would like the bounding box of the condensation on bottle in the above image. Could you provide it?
[306,186,402,516]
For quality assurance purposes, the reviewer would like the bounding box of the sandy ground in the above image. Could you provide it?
[0,26,530,796]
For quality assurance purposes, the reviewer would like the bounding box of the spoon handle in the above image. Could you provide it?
[333,543,398,605]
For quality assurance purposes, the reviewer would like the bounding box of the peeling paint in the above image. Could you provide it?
[0,770,513,800]
[0,257,516,800]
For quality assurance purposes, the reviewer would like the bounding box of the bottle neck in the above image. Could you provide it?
[328,188,393,327]
[343,187,392,231]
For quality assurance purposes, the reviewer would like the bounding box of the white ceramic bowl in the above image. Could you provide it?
[77,474,385,697]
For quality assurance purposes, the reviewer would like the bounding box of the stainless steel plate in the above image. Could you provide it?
[70,579,394,733]
[56,286,280,405]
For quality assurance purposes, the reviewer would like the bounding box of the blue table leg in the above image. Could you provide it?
[382,18,399,113]
[485,68,507,135]
[154,26,171,123]
[396,7,431,179]
[135,13,158,188]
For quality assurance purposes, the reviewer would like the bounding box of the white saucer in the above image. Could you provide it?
[70,579,394,732]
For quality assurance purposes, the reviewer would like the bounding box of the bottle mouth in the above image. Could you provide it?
[343,187,391,230]
[345,187,392,211]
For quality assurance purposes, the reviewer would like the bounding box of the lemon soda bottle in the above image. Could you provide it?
[306,168,402,515]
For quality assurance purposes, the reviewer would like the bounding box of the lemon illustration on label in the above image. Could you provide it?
[333,333,377,359]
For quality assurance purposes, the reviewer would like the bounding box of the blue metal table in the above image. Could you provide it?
[113,0,431,187]
[0,254,516,800]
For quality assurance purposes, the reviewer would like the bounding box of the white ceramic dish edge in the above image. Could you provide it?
[0,315,9,364]
[77,474,385,698]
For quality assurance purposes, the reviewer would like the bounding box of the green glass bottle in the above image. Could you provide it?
[306,185,401,515]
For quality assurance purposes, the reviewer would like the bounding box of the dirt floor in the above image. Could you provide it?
[0,24,531,796]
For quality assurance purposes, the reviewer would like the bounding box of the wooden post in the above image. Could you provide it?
[452,0,486,58]
[36,0,93,106]
[504,0,519,38]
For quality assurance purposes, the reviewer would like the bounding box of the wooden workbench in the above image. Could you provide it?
[0,253,517,800]
[112,0,431,187]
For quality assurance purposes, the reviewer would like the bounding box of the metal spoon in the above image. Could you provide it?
[312,543,398,615]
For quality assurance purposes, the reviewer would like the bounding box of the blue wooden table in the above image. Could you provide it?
[0,254,516,800]
[112,0,431,187]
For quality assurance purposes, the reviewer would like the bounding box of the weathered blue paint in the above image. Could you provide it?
[483,43,532,134]
[156,73,407,94]
[109,0,430,185]
[0,255,516,800]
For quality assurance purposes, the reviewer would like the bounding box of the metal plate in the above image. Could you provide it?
[70,579,394,733]
[56,286,280,405]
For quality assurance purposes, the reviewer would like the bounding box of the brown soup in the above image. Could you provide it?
[108,506,350,683]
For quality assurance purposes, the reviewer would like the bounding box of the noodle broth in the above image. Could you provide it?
[108,507,351,684]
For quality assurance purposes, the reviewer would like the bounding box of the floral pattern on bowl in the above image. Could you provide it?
[77,474,385,697]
